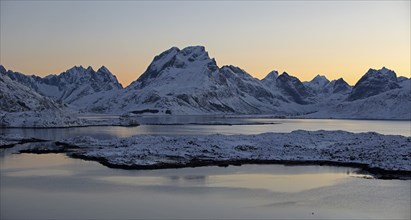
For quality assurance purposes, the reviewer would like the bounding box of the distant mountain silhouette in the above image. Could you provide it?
[1,45,410,119]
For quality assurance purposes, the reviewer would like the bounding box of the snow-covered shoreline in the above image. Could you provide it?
[0,112,140,128]
[3,113,409,128]
[0,134,47,148]
[12,130,411,179]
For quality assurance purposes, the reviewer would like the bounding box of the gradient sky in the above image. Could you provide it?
[1,1,409,86]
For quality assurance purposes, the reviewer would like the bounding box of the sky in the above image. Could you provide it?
[0,1,409,86]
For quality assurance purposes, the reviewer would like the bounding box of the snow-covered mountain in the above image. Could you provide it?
[0,65,122,107]
[274,72,313,104]
[325,78,352,94]
[0,73,83,127]
[1,46,409,119]
[307,85,411,119]
[0,72,59,113]
[87,46,292,114]
[305,68,410,119]
[304,74,330,93]
[348,67,400,101]
[303,75,352,96]
[261,70,279,86]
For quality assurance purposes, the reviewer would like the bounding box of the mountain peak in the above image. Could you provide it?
[66,65,86,73]
[182,45,205,51]
[159,46,180,57]
[276,72,311,104]
[378,67,397,79]
[147,47,180,71]
[266,70,279,79]
[335,77,346,83]
[365,67,397,80]
[179,45,211,62]
[0,65,6,73]
[181,45,206,54]
[220,65,250,79]
[279,72,291,78]
[348,67,400,101]
[380,66,389,73]
[221,65,245,73]
[261,70,279,85]
[307,74,330,90]
[331,78,351,94]
[312,74,329,82]
[134,45,215,86]
[85,66,95,73]
[97,65,110,74]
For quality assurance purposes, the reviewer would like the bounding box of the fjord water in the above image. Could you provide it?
[1,117,410,140]
[1,153,410,219]
[1,117,410,219]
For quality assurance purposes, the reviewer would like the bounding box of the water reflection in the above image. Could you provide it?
[1,117,410,141]
[166,175,208,183]
[1,154,409,219]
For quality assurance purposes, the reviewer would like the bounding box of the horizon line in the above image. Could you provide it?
[0,61,405,88]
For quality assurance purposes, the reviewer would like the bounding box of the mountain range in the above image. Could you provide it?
[0,68,83,127]
[1,45,410,121]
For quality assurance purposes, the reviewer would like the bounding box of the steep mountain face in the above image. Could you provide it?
[130,47,181,88]
[219,65,278,103]
[89,46,288,114]
[306,70,410,119]
[304,75,330,93]
[129,46,218,90]
[275,72,312,104]
[46,66,123,105]
[0,73,59,112]
[308,85,411,119]
[348,67,400,101]
[0,66,46,94]
[0,65,123,106]
[304,75,351,96]
[1,47,409,119]
[0,73,82,127]
[0,65,5,73]
[261,70,279,86]
[326,78,352,94]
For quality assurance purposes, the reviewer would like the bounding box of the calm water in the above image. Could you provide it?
[1,117,410,140]
[1,117,410,219]
[1,153,410,219]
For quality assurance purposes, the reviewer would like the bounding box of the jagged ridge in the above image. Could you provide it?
[1,46,409,119]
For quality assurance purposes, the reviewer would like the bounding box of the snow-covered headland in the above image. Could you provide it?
[15,130,411,179]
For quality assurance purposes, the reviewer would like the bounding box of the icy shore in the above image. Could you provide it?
[15,130,409,178]
[0,134,47,148]
[0,112,140,128]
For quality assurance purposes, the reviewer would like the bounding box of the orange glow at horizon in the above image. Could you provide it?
[1,48,409,87]
[1,1,409,86]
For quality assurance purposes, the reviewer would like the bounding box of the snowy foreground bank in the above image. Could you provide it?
[10,130,410,179]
